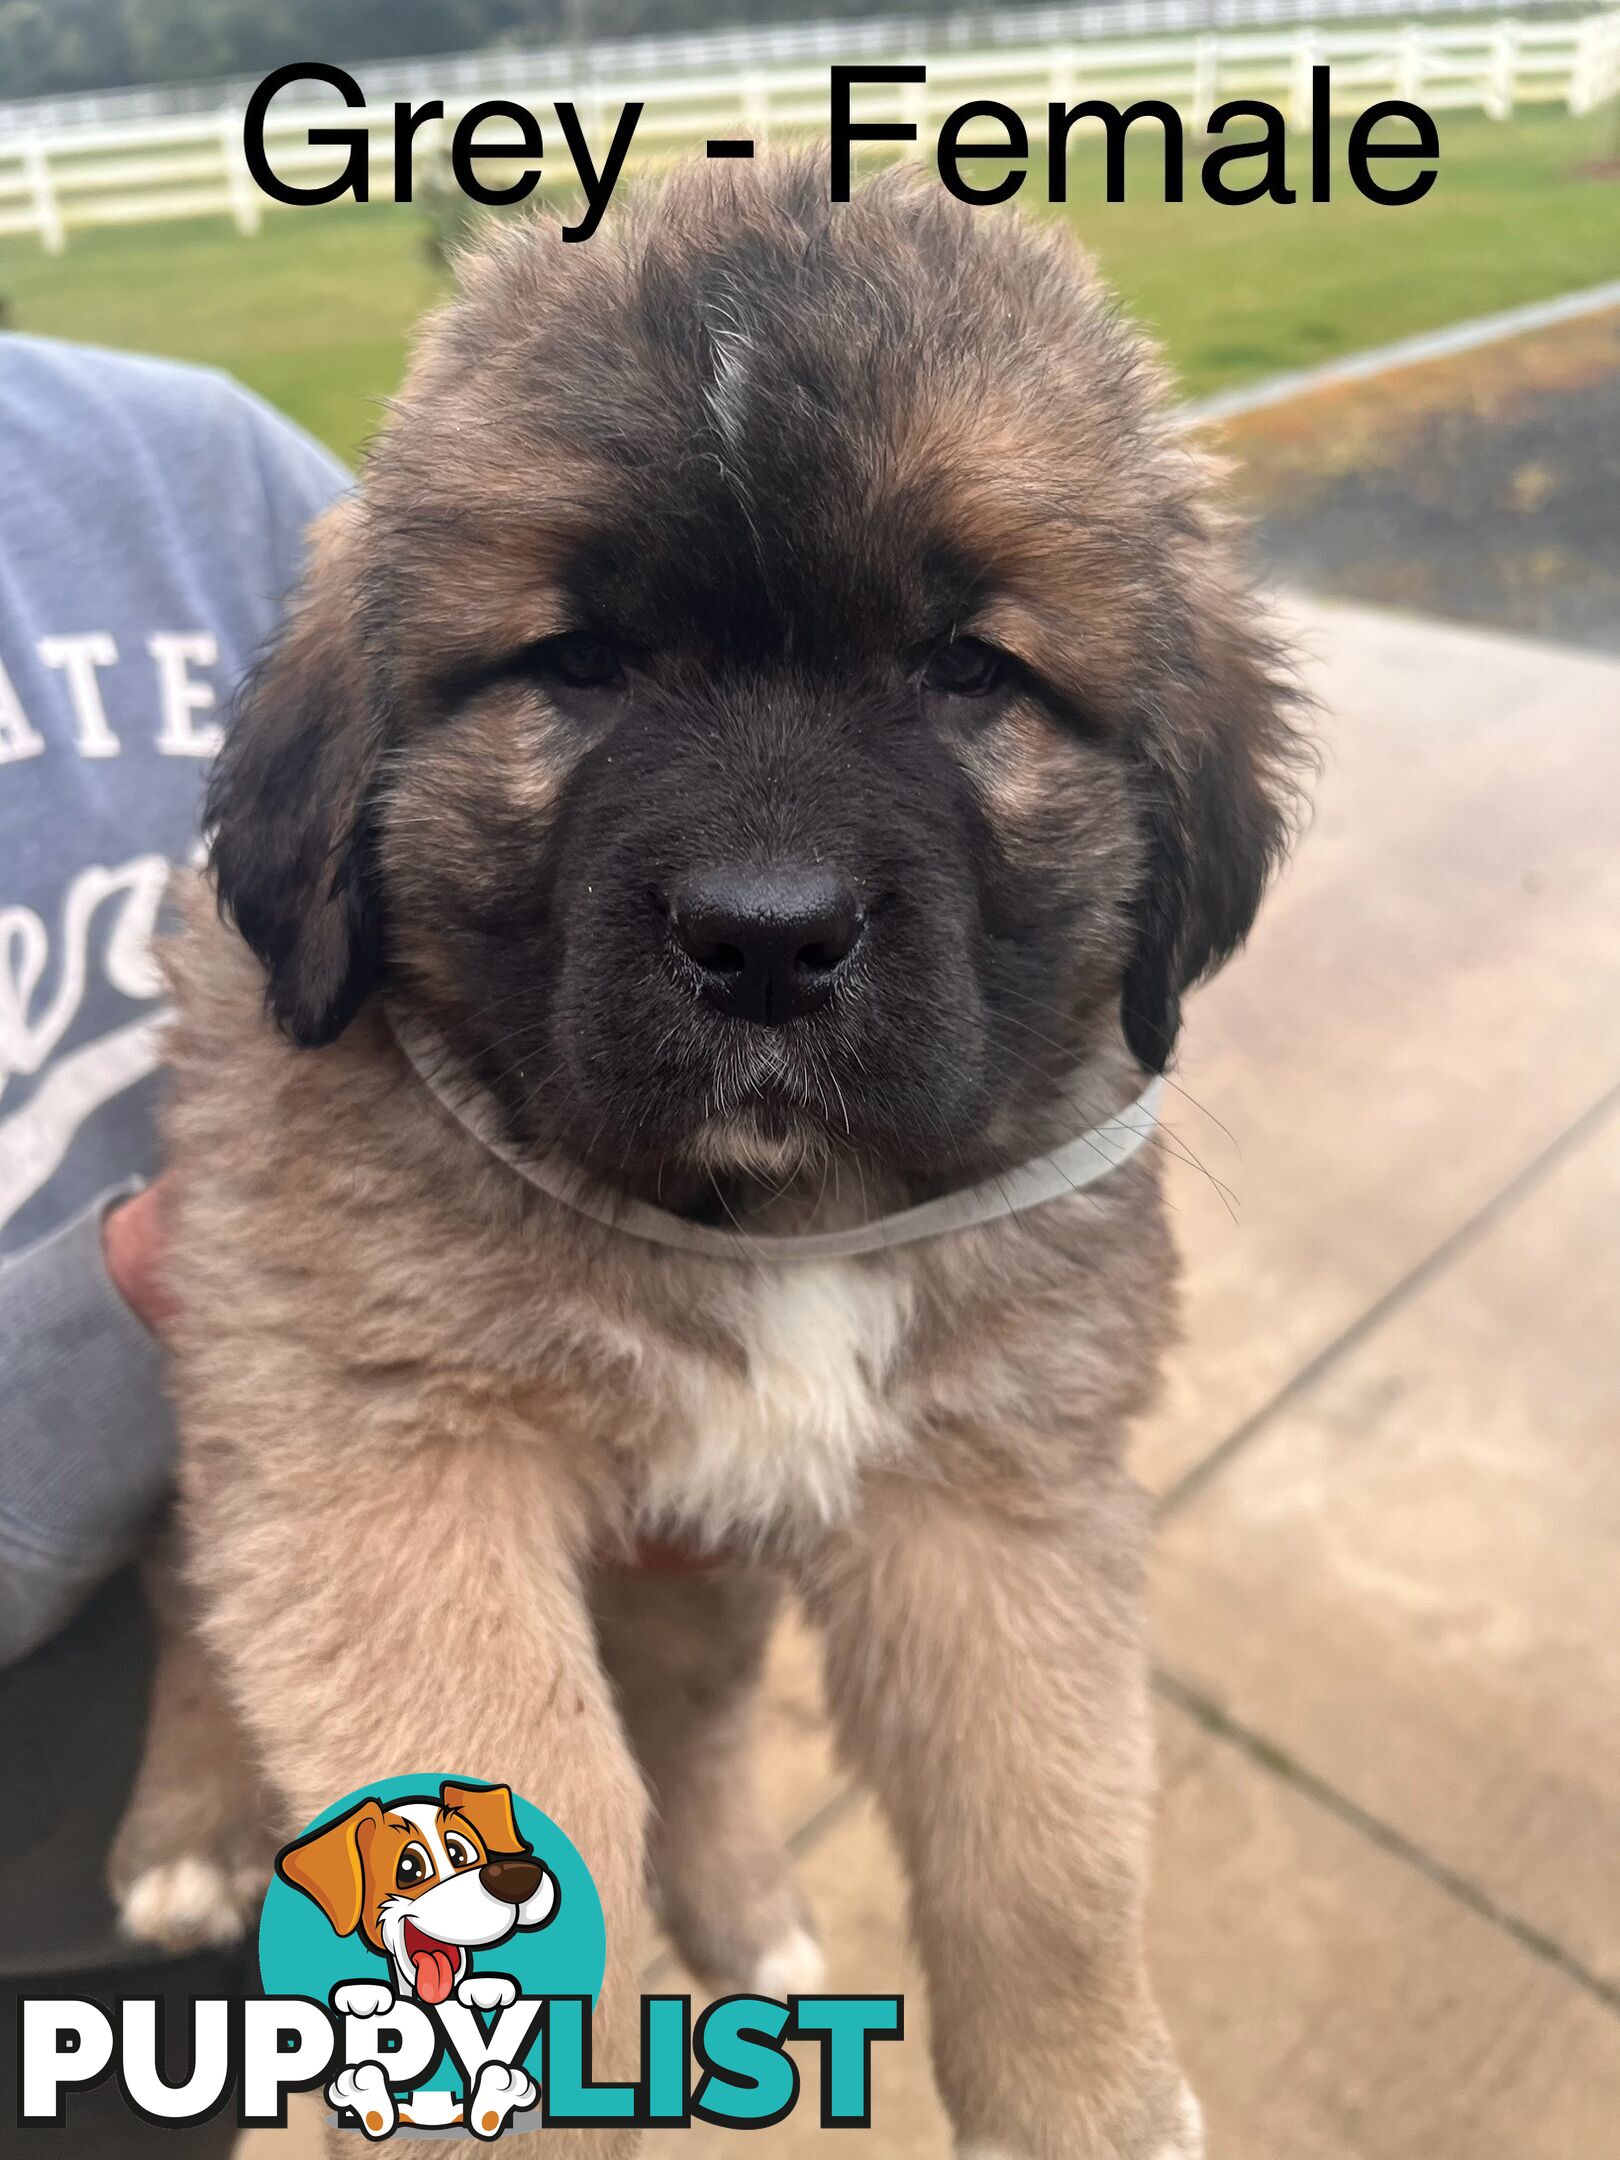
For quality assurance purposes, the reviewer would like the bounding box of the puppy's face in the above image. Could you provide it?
[214,160,1299,1189]
[276,1782,556,2004]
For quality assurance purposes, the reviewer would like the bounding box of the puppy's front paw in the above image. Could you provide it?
[1164,2081,1205,2158]
[117,1855,263,1952]
[750,1923,827,1998]
[467,2060,537,2139]
[108,1628,279,1954]
[957,2080,1203,2160]
[655,1813,820,1997]
[327,2063,396,2140]
[332,1981,396,2020]
[457,1973,519,2011]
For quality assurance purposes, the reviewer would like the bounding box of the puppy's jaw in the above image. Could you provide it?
[378,1874,520,1957]
[685,1112,818,1182]
[378,1896,471,2002]
[683,1025,831,1153]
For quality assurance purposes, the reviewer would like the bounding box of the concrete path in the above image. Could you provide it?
[240,594,1620,2158]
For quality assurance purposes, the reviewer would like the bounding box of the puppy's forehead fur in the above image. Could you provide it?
[371,157,1192,704]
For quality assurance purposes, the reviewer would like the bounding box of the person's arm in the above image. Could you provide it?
[0,1180,171,1666]
[0,353,349,1669]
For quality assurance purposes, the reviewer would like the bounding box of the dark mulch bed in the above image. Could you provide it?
[1214,309,1620,658]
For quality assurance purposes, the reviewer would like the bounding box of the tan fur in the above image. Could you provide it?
[111,156,1307,2160]
[129,895,1184,2158]
[593,1566,816,1993]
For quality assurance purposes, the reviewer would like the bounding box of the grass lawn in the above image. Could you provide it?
[1,103,1616,462]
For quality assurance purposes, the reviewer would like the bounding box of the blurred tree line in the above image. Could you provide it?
[0,0,947,100]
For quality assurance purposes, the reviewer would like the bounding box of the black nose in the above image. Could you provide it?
[480,1856,543,1907]
[672,865,864,1026]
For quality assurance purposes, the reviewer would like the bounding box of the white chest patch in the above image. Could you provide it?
[640,1261,914,1546]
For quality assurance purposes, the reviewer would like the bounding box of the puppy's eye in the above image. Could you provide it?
[444,1834,477,1870]
[923,636,1005,697]
[540,630,626,690]
[395,1842,434,1890]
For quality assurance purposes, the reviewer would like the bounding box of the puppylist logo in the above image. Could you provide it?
[15,1774,902,2140]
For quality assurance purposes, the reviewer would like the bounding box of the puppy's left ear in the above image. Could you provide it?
[207,500,386,1047]
[276,1798,383,1937]
[1122,599,1304,1073]
[441,1781,529,1858]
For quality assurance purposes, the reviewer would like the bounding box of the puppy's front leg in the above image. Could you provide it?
[593,1562,820,1994]
[186,1416,646,2160]
[803,1469,1199,2160]
[110,1530,280,1950]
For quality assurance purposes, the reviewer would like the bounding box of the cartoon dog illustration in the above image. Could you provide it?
[277,1780,558,2138]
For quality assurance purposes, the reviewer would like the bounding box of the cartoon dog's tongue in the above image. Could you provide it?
[403,1919,460,2005]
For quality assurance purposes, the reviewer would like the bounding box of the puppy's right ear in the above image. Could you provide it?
[440,1781,528,1858]
[275,1797,383,1938]
[208,501,385,1046]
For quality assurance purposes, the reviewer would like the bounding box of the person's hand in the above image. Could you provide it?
[101,1176,175,1335]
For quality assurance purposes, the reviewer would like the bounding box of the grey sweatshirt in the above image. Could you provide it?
[0,334,345,1972]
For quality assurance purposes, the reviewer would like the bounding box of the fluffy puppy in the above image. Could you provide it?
[112,155,1302,2160]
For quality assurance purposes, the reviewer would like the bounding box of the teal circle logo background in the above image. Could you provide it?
[258,1774,606,2094]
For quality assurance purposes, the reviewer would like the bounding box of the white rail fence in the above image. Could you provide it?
[2,12,1616,253]
[0,0,1592,134]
